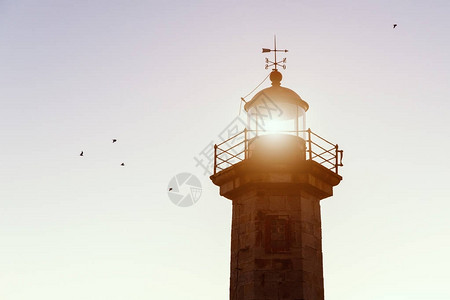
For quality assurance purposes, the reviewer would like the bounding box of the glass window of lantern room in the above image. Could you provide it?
[268,101,297,135]
[247,101,306,137]
[247,108,258,138]
[247,106,265,135]
[297,106,306,138]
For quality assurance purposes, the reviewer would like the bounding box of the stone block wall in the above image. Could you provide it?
[229,188,324,300]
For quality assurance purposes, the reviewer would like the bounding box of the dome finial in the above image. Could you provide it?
[270,69,282,86]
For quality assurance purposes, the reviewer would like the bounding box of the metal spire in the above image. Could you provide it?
[262,35,288,70]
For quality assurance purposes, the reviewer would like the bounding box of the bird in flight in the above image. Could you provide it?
[112,139,117,143]
[169,187,173,191]
[80,151,84,156]
[120,163,125,166]
[393,24,397,28]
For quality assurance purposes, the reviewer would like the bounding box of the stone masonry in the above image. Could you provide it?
[210,148,342,300]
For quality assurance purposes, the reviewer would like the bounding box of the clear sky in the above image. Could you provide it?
[1,0,450,299]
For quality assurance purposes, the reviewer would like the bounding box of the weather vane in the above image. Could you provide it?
[262,36,288,70]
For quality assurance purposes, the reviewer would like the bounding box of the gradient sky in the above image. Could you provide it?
[1,1,450,299]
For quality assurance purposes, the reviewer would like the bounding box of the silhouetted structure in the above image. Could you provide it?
[211,47,343,300]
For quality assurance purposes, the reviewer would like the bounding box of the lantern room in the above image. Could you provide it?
[244,69,309,138]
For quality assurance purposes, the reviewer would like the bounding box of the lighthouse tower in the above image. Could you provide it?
[210,43,343,300]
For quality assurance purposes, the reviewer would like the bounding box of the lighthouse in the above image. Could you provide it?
[210,42,343,300]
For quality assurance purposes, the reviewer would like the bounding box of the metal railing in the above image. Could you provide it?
[213,128,343,175]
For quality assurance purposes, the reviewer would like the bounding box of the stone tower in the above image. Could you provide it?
[210,66,343,300]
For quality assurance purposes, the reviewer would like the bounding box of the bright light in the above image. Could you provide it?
[247,101,306,137]
[263,118,295,133]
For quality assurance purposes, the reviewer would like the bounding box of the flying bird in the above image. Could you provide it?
[80,151,84,156]
[112,139,117,143]
[120,163,125,166]
[393,24,397,28]
[169,187,173,191]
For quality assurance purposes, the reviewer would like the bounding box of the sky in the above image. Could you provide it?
[1,0,450,299]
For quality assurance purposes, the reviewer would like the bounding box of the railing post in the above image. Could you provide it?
[335,144,339,174]
[214,144,218,174]
[307,128,312,161]
[244,128,248,159]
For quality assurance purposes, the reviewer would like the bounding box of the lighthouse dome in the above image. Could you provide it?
[244,70,309,112]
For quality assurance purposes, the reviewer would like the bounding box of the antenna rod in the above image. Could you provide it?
[274,35,277,70]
